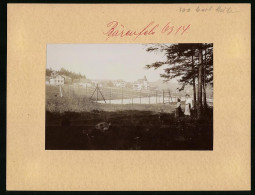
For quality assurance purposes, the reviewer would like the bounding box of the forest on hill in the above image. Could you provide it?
[46,67,86,80]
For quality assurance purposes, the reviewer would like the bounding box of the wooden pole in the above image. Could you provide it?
[72,86,74,98]
[110,88,112,104]
[89,87,97,100]
[148,90,150,104]
[140,90,141,104]
[96,84,98,102]
[98,86,106,103]
[78,85,80,99]
[169,89,170,103]
[121,87,123,105]
[156,90,157,104]
[169,89,173,103]
[59,85,63,98]
[68,85,70,98]
[163,90,164,104]
[132,90,133,104]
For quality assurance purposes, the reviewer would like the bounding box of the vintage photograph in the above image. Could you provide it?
[46,43,213,150]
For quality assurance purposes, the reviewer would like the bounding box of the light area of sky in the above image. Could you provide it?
[47,44,177,82]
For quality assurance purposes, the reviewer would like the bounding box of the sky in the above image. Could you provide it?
[47,44,173,82]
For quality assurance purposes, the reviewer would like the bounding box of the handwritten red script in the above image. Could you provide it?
[103,21,191,40]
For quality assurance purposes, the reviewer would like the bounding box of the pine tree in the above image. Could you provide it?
[145,43,213,119]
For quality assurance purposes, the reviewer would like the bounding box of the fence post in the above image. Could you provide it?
[96,84,98,102]
[170,90,173,102]
[156,90,157,104]
[148,90,150,104]
[169,89,170,103]
[163,90,164,104]
[110,88,112,104]
[77,85,81,102]
[72,86,74,98]
[59,85,63,98]
[121,87,123,104]
[86,85,87,96]
[78,85,80,99]
[140,90,141,104]
[132,90,133,104]
[68,85,70,98]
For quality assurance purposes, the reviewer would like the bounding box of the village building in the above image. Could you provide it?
[50,75,65,85]
[48,71,70,85]
[132,76,150,90]
[61,75,72,84]
[113,80,126,88]
[91,80,103,87]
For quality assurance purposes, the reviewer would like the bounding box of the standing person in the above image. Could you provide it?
[175,98,182,117]
[184,94,193,117]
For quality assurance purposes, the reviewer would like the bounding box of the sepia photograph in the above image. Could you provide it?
[46,43,213,150]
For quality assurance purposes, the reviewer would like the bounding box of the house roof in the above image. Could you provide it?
[61,75,72,80]
[55,75,64,79]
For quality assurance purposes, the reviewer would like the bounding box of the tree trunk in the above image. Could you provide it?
[191,54,197,110]
[197,46,203,119]
[203,48,207,109]
[202,78,207,107]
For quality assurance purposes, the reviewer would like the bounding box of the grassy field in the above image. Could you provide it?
[46,110,213,150]
[46,85,213,150]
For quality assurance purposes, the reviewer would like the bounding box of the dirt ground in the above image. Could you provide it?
[46,109,213,150]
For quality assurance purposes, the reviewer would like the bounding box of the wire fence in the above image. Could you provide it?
[47,84,213,105]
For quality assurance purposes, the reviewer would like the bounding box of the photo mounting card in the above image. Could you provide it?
[7,4,251,191]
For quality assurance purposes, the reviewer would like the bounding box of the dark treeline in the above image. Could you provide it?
[46,67,86,80]
[145,43,213,119]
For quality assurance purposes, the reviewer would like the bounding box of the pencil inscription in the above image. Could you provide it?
[179,6,239,14]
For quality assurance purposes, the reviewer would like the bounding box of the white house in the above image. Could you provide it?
[50,75,65,85]
[132,76,149,90]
